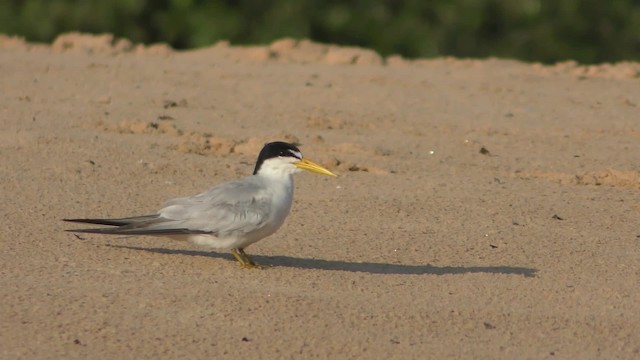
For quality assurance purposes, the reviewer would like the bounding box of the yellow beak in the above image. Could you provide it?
[294,159,337,177]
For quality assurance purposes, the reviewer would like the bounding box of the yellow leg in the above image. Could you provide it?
[231,248,263,269]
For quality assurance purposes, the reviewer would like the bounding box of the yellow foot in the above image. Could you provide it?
[231,248,268,269]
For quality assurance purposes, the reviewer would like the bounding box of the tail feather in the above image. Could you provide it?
[63,215,214,236]
[63,215,158,227]
[64,227,212,236]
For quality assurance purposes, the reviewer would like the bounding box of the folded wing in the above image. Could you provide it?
[64,176,273,237]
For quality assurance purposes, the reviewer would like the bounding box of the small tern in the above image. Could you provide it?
[64,141,336,268]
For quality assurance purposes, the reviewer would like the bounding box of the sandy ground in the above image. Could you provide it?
[1,33,639,359]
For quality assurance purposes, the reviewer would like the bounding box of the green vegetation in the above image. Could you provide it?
[1,0,639,63]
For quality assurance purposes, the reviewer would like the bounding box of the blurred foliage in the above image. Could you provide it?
[1,0,639,63]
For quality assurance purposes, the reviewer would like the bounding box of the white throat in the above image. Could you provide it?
[256,157,302,179]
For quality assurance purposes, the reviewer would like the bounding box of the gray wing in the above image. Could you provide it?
[65,176,273,236]
[158,177,273,236]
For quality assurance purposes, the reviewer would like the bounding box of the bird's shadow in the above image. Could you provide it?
[108,245,537,277]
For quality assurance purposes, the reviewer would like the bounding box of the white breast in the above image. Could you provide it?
[239,174,294,247]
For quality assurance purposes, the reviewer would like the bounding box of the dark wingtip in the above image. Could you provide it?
[63,218,101,223]
[62,218,132,226]
[64,227,123,234]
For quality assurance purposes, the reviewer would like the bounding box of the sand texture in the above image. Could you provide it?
[1,33,640,359]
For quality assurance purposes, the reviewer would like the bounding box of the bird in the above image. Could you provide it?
[64,141,336,268]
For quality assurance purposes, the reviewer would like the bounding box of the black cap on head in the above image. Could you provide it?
[253,141,302,175]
